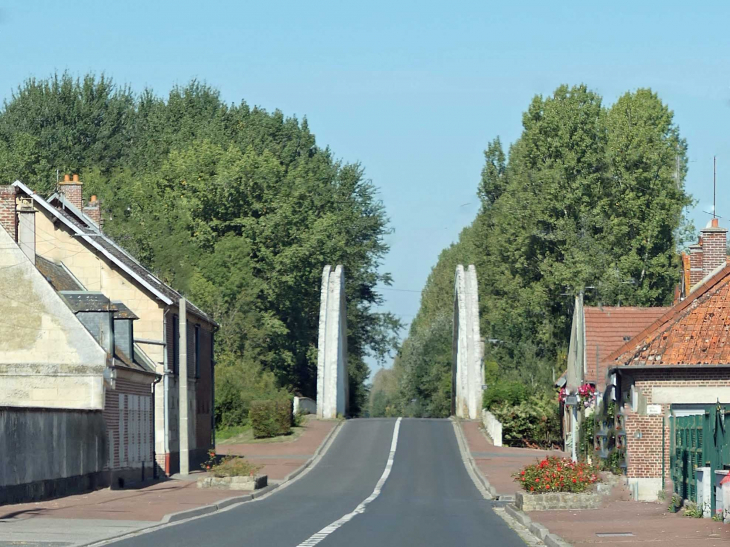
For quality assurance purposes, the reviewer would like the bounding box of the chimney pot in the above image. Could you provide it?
[90,195,97,203]
[72,174,79,182]
[712,218,719,228]
[64,174,71,182]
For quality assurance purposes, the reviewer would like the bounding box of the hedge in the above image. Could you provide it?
[249,399,292,438]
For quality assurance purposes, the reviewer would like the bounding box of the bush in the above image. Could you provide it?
[201,450,263,477]
[483,381,530,410]
[514,456,599,493]
[249,399,292,438]
[490,393,561,448]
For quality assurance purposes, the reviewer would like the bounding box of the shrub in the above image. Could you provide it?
[514,456,599,493]
[249,399,292,438]
[201,450,263,477]
[483,381,530,410]
[490,393,561,448]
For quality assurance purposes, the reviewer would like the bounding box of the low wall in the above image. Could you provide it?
[294,396,317,415]
[0,407,109,505]
[481,409,503,447]
[515,490,602,511]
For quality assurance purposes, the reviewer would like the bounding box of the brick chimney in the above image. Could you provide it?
[0,185,17,240]
[688,240,704,288]
[59,173,83,210]
[83,195,102,228]
[700,218,727,278]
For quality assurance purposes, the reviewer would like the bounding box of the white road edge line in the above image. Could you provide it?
[295,417,402,547]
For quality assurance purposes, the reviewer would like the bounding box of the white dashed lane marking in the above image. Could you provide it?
[295,417,402,547]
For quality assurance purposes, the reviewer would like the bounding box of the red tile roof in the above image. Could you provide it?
[605,265,730,367]
[584,307,669,386]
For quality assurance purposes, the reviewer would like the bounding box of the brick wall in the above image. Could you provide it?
[689,243,704,288]
[83,203,101,228]
[700,220,727,278]
[195,326,214,449]
[621,368,730,479]
[59,181,83,210]
[0,185,16,240]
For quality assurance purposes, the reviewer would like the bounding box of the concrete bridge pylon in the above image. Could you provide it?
[316,265,349,419]
[452,264,483,420]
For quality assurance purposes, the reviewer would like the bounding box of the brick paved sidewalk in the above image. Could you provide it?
[460,420,567,496]
[529,499,730,546]
[460,420,730,545]
[0,418,337,524]
[218,418,337,480]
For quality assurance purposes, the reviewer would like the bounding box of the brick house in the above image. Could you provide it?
[602,218,730,500]
[0,177,217,476]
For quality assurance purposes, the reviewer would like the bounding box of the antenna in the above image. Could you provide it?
[714,156,717,219]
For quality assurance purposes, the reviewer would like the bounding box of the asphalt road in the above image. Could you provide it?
[112,419,526,547]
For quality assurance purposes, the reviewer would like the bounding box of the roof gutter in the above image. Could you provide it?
[609,364,730,374]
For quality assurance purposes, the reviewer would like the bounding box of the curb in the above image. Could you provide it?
[83,419,345,545]
[450,418,497,499]
[504,504,572,547]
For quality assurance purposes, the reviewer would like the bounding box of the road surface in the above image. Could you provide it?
[112,418,526,546]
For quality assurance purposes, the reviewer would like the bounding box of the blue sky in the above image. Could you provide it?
[2,1,729,372]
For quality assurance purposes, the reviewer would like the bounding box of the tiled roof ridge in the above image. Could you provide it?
[602,264,730,366]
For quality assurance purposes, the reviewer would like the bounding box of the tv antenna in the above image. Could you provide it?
[703,156,722,219]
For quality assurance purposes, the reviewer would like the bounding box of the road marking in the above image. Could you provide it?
[295,417,402,547]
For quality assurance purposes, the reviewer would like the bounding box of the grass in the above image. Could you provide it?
[209,457,263,478]
[216,416,309,446]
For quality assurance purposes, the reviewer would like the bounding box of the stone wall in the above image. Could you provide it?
[515,490,602,511]
[0,407,109,504]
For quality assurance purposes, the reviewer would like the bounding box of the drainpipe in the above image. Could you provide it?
[152,373,162,479]
[662,416,666,491]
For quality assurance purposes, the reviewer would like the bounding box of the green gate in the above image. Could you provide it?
[672,414,703,501]
[671,404,730,514]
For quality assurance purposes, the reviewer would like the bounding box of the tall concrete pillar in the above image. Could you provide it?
[453,265,483,419]
[317,265,348,419]
[179,298,189,475]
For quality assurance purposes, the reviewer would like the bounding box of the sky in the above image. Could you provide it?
[2,0,730,373]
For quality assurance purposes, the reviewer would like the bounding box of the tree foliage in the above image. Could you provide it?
[0,72,401,419]
[395,85,692,412]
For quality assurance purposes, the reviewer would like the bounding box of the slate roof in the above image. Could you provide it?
[12,181,215,326]
[51,201,213,324]
[112,301,139,320]
[35,255,84,291]
[60,291,117,313]
[605,265,730,367]
[584,306,669,386]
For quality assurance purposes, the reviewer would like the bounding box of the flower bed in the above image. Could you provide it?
[514,456,599,493]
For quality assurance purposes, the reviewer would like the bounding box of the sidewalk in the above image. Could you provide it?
[460,420,730,546]
[218,418,336,480]
[0,417,338,546]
